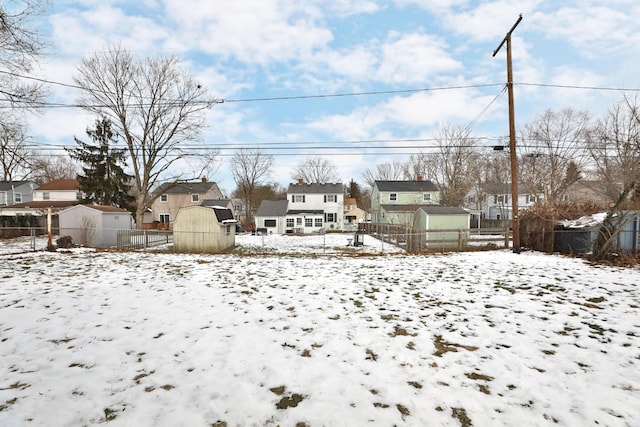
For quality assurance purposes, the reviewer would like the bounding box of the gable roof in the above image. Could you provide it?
[374,180,438,192]
[0,181,37,191]
[256,200,289,216]
[154,181,220,195]
[6,200,78,209]
[36,179,80,191]
[201,199,232,208]
[287,182,343,194]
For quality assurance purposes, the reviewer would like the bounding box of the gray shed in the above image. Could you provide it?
[58,204,133,247]
[173,205,236,252]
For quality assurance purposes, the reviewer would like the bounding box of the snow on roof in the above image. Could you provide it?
[558,212,608,229]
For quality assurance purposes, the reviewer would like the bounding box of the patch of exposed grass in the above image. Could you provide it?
[451,407,473,427]
[276,393,305,409]
[433,335,478,357]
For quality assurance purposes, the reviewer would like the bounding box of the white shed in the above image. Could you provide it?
[173,205,236,253]
[58,204,133,248]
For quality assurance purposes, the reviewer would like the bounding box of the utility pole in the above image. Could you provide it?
[493,14,522,254]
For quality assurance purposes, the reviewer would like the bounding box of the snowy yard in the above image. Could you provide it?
[1,233,639,426]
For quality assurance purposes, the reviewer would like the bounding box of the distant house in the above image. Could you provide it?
[254,200,289,234]
[287,181,344,232]
[0,181,38,206]
[150,179,222,228]
[0,179,80,229]
[33,179,81,202]
[371,178,440,224]
[465,183,542,221]
[412,206,470,249]
[58,204,133,248]
[343,198,368,231]
[173,205,236,253]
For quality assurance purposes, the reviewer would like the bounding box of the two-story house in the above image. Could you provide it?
[150,178,222,228]
[0,181,38,206]
[254,181,345,234]
[465,183,543,221]
[371,178,440,225]
[0,179,81,229]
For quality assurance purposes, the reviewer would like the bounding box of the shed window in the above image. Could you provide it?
[264,219,276,227]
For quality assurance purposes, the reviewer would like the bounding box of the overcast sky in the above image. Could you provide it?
[24,0,640,194]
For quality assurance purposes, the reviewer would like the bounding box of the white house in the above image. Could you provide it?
[465,183,543,221]
[286,181,344,232]
[58,204,133,248]
[33,179,81,202]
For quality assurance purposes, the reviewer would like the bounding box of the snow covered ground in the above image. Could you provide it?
[1,233,639,426]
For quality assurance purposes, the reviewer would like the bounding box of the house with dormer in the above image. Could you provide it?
[371,178,440,225]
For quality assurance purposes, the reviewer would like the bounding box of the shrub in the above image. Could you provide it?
[56,236,74,249]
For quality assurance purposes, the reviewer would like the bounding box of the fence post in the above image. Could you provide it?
[458,229,463,252]
[504,227,510,248]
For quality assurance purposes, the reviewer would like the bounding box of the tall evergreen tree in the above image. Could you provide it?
[66,117,134,209]
[346,179,362,205]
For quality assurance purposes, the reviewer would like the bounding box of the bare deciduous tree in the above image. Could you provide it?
[410,124,480,206]
[291,156,340,184]
[231,148,273,226]
[0,121,31,180]
[30,154,78,184]
[586,98,640,203]
[520,108,590,207]
[362,160,408,187]
[0,0,47,113]
[74,45,216,227]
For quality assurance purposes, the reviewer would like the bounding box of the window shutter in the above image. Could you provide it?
[292,195,295,203]
[324,195,326,203]
[303,195,305,202]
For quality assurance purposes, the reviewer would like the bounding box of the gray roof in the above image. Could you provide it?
[0,181,36,191]
[211,207,235,222]
[375,180,438,192]
[416,205,469,215]
[154,181,220,195]
[201,199,232,207]
[255,199,289,216]
[287,209,324,215]
[382,204,468,215]
[287,182,343,194]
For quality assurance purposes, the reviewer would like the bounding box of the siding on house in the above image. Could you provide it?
[151,180,223,227]
[371,179,439,223]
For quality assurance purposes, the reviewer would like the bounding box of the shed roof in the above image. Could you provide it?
[287,182,343,194]
[201,198,232,207]
[212,206,235,223]
[416,205,469,215]
[256,199,289,216]
[374,180,438,192]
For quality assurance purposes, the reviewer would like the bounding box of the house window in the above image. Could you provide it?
[389,193,397,201]
[191,194,199,202]
[42,192,50,201]
[495,195,508,204]
[264,219,276,227]
[14,192,22,203]
[160,194,168,202]
[159,214,170,223]
[305,218,313,227]
[314,218,323,227]
[423,193,431,202]
[0,191,6,205]
[292,195,305,203]
[324,194,337,202]
[296,218,302,225]
[326,213,336,223]
[286,218,294,228]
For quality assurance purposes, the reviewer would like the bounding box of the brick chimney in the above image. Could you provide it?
[297,178,303,185]
[201,177,207,183]
[417,176,423,181]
